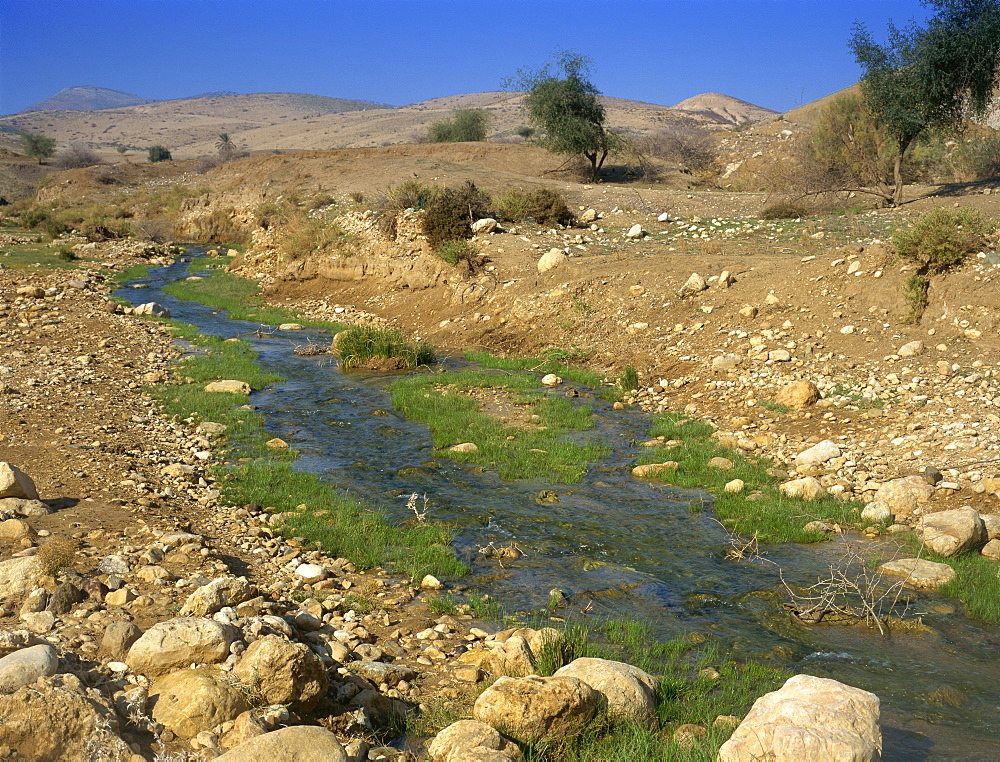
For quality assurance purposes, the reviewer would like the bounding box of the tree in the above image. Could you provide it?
[428,109,492,142]
[507,51,619,181]
[808,91,897,201]
[850,0,1000,205]
[216,133,234,158]
[21,132,56,164]
[148,145,172,162]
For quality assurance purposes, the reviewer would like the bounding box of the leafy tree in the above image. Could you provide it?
[21,132,56,164]
[850,0,1000,205]
[428,109,492,142]
[507,51,620,181]
[148,145,172,163]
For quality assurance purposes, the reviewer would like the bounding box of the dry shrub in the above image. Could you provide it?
[761,202,810,220]
[187,209,249,245]
[644,125,717,174]
[52,145,103,170]
[278,210,346,259]
[35,536,80,575]
[422,181,493,247]
[92,165,121,185]
[373,181,437,239]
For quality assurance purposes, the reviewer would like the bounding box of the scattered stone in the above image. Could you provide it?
[126,617,239,676]
[794,440,841,467]
[471,218,498,235]
[580,209,599,223]
[861,502,893,524]
[133,302,171,317]
[898,341,924,357]
[873,476,934,519]
[680,273,707,294]
[205,380,252,394]
[180,577,256,617]
[473,675,598,744]
[724,479,745,493]
[101,620,141,659]
[779,477,826,501]
[233,635,329,712]
[553,657,658,726]
[216,725,348,761]
[428,720,520,762]
[917,507,986,557]
[625,224,644,239]
[0,464,38,501]
[541,374,562,386]
[631,462,679,478]
[879,558,956,588]
[265,437,289,449]
[537,249,567,274]
[0,644,57,693]
[449,443,479,453]
[421,574,445,590]
[151,668,250,739]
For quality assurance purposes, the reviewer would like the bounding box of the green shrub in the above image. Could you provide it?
[422,181,493,247]
[428,108,491,143]
[492,187,574,226]
[435,240,479,266]
[618,365,639,391]
[21,209,49,229]
[493,187,533,222]
[525,188,574,226]
[335,327,435,370]
[893,207,992,273]
[904,273,931,321]
[56,246,77,262]
[761,202,810,220]
[41,215,70,239]
[374,181,438,239]
[148,145,172,162]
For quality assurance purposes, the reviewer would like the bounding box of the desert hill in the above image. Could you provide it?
[672,92,779,125]
[19,86,158,113]
[0,88,775,159]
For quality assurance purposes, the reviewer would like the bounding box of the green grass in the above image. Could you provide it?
[0,240,91,271]
[926,547,1000,623]
[756,399,790,414]
[336,326,435,369]
[110,263,156,283]
[636,412,857,543]
[466,349,604,387]
[162,264,344,332]
[186,255,234,273]
[141,318,466,582]
[390,370,609,483]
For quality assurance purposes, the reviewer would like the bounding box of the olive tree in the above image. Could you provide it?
[850,0,1000,205]
[21,132,56,164]
[507,51,620,181]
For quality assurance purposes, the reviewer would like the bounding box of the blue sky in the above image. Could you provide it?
[1,0,934,115]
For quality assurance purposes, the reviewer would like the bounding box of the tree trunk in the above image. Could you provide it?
[892,136,914,207]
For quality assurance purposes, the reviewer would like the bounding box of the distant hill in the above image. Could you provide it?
[19,86,158,113]
[671,93,779,125]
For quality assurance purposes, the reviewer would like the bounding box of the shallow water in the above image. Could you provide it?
[120,257,1000,760]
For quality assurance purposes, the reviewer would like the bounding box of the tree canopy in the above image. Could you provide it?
[507,51,618,181]
[850,0,1000,204]
[21,132,56,164]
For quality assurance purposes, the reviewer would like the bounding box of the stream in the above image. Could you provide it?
[119,256,1000,760]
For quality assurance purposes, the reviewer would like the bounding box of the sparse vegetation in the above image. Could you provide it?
[760,202,810,220]
[435,239,479,266]
[335,326,435,370]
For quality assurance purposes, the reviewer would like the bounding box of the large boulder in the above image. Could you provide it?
[0,673,131,760]
[473,675,598,744]
[553,657,657,726]
[428,720,522,762]
[0,463,37,501]
[233,635,329,711]
[873,476,934,518]
[125,617,239,676]
[0,643,57,693]
[205,380,251,394]
[776,381,821,410]
[537,249,567,274]
[718,674,881,761]
[779,477,826,501]
[151,668,249,739]
[216,726,348,761]
[917,507,986,557]
[180,576,256,617]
